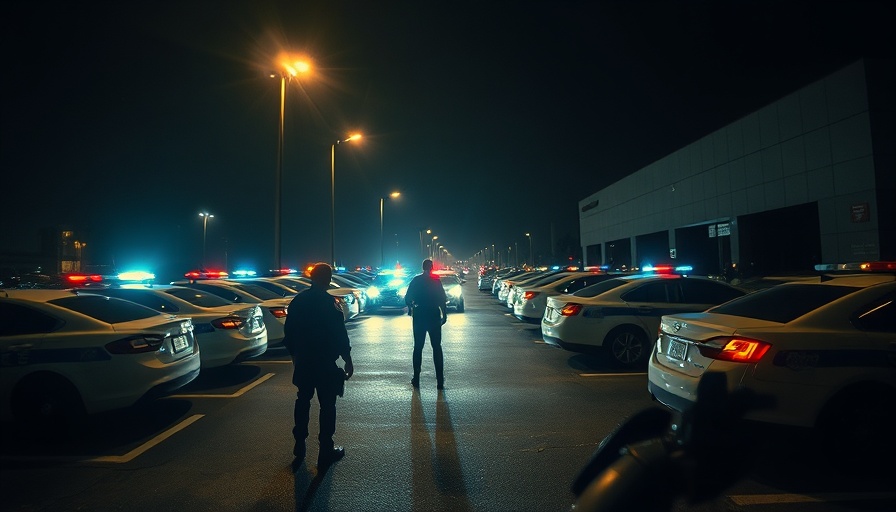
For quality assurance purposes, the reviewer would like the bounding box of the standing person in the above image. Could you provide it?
[283,262,354,472]
[404,258,448,389]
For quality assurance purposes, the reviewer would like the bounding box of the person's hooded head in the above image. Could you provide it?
[309,262,333,288]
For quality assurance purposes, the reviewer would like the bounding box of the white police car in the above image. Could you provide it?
[647,262,896,465]
[542,268,746,368]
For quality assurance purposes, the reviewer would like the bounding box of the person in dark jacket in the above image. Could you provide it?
[283,262,354,472]
[404,258,448,389]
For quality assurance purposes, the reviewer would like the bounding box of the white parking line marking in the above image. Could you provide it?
[89,414,205,463]
[169,372,276,399]
[729,491,896,505]
[579,373,648,377]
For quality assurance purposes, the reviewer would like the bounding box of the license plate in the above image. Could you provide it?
[172,335,189,353]
[667,338,687,360]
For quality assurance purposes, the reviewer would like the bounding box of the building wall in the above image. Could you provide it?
[579,59,892,270]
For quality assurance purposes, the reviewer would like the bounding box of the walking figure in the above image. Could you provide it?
[404,258,448,389]
[283,262,354,471]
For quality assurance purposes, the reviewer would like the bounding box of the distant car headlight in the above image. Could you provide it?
[447,286,462,298]
[367,286,381,298]
[398,286,408,297]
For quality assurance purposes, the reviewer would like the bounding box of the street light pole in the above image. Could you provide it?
[331,134,362,268]
[199,212,214,268]
[275,73,285,272]
[380,191,401,269]
[526,233,533,267]
[271,58,311,272]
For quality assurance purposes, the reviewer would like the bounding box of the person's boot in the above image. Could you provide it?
[411,372,420,388]
[317,445,345,469]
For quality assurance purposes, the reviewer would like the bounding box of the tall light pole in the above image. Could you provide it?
[199,212,214,268]
[421,228,431,260]
[380,191,401,268]
[331,133,362,268]
[431,235,439,261]
[526,232,533,267]
[271,58,311,272]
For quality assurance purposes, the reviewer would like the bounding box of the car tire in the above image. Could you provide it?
[604,326,649,368]
[456,299,465,312]
[11,372,86,428]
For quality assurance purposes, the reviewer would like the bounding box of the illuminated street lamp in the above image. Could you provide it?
[431,235,439,261]
[526,232,533,267]
[199,212,214,267]
[271,57,311,272]
[380,191,401,268]
[331,133,362,267]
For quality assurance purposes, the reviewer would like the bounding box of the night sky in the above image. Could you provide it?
[3,1,893,281]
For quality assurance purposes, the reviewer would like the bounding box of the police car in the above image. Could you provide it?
[647,262,896,465]
[0,289,201,425]
[541,267,746,367]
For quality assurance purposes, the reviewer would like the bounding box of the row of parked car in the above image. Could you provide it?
[480,261,896,467]
[0,266,468,428]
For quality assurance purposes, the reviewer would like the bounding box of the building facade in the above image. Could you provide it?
[579,59,894,278]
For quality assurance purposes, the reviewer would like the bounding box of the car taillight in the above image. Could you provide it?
[105,334,165,354]
[697,337,771,363]
[212,317,245,329]
[269,306,288,318]
[560,303,583,316]
[523,291,540,300]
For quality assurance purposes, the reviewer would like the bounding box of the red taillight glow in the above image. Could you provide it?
[65,273,103,284]
[699,337,771,363]
[212,317,245,329]
[269,306,288,318]
[560,303,583,316]
[523,291,540,300]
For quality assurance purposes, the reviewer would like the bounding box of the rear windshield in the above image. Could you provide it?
[572,278,628,298]
[164,288,235,308]
[50,295,161,323]
[709,283,860,323]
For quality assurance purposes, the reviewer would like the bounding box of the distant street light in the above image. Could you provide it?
[431,235,439,261]
[380,191,401,268]
[331,133,362,267]
[526,233,533,267]
[199,212,214,268]
[271,57,312,272]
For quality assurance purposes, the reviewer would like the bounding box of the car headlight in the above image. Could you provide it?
[367,286,380,298]
[398,286,408,297]
[447,286,462,298]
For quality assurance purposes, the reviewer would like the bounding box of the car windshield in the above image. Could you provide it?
[708,283,862,323]
[572,278,629,297]
[440,276,460,286]
[164,288,235,308]
[50,295,161,323]
[372,273,410,288]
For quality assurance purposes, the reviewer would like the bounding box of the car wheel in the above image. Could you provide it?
[456,299,465,312]
[604,326,648,368]
[11,372,86,428]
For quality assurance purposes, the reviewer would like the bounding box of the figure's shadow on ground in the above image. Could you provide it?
[294,463,333,511]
